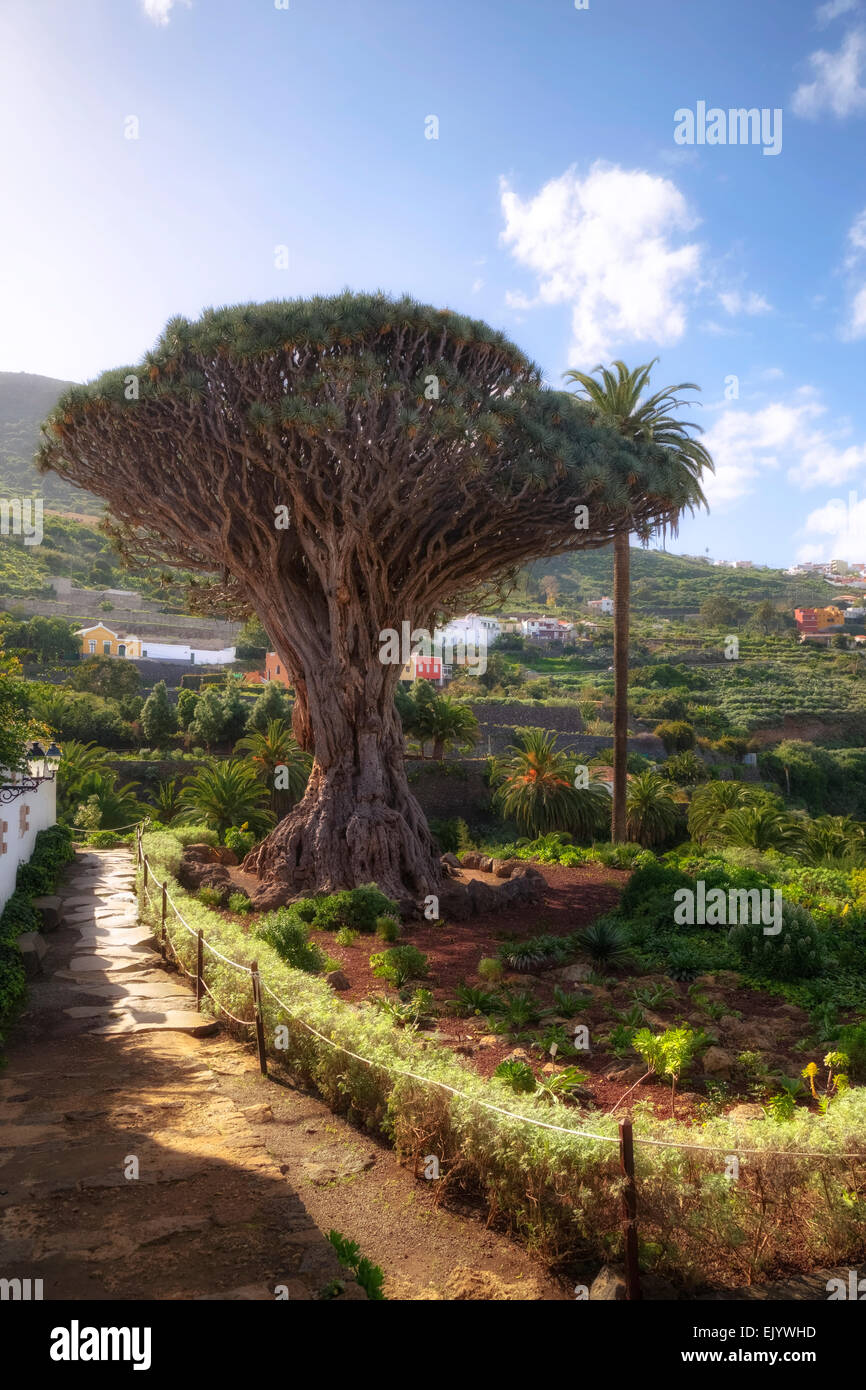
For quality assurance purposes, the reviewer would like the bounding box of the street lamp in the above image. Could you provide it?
[27,742,47,779]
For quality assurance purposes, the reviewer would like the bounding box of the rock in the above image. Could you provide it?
[241,1103,273,1123]
[18,931,48,977]
[212,846,239,866]
[326,970,351,991]
[178,857,232,894]
[504,1048,530,1063]
[490,859,505,876]
[31,895,63,932]
[552,963,592,986]
[493,858,522,878]
[477,1035,499,1048]
[183,844,220,864]
[458,852,485,869]
[436,883,475,921]
[701,1046,736,1081]
[247,882,295,911]
[589,1265,627,1301]
[726,1020,777,1052]
[467,878,499,914]
[606,1063,646,1084]
[727,1103,765,1122]
[509,862,544,881]
[440,853,460,867]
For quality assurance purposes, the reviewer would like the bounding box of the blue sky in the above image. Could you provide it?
[1,0,865,566]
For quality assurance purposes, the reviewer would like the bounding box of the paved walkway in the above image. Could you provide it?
[0,847,363,1300]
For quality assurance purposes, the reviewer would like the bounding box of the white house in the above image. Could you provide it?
[0,775,57,912]
[587,596,614,616]
[438,614,501,648]
[138,640,236,664]
[521,616,574,640]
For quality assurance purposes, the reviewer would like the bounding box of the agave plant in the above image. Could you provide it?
[578,919,632,969]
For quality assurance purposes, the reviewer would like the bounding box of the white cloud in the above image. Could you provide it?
[816,0,860,26]
[142,0,191,24]
[471,278,484,294]
[841,208,866,335]
[700,390,866,506]
[499,163,701,365]
[797,490,866,562]
[793,30,866,117]
[718,289,772,316]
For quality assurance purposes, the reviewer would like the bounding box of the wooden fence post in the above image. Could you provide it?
[142,854,148,894]
[136,827,141,866]
[196,929,204,1008]
[160,881,167,951]
[250,961,268,1077]
[619,1119,642,1301]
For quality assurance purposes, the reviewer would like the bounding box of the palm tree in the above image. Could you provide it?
[177,759,275,841]
[719,805,802,853]
[235,718,312,816]
[152,778,182,825]
[493,727,611,839]
[57,739,115,817]
[625,770,682,847]
[564,359,713,842]
[687,779,754,845]
[800,815,866,866]
[74,772,147,830]
[414,695,479,760]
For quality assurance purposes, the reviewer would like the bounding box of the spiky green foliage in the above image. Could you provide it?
[177,758,274,840]
[492,727,611,838]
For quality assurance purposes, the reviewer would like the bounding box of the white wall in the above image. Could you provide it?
[138,641,236,664]
[0,777,57,912]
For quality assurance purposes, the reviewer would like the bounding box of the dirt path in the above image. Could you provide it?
[0,847,568,1301]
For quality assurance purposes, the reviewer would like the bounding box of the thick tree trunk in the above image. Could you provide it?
[243,652,440,902]
[612,530,630,843]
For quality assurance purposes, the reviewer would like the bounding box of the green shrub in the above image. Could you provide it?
[834,1023,866,1081]
[729,901,825,981]
[87,830,123,847]
[256,911,327,974]
[311,884,400,933]
[198,886,224,908]
[369,945,428,988]
[478,956,503,982]
[579,919,632,968]
[375,915,400,943]
[335,927,360,947]
[228,891,252,913]
[224,826,255,857]
[327,1230,386,1301]
[494,1058,537,1093]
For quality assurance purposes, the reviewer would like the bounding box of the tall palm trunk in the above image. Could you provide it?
[612,530,630,842]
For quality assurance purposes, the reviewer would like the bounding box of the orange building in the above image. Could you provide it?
[794,605,844,633]
[264,651,291,687]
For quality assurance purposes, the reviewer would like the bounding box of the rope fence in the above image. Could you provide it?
[133,827,866,1300]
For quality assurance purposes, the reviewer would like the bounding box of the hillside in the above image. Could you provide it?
[522,547,831,617]
[0,371,101,515]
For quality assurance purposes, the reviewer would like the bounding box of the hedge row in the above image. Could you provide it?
[138,827,866,1289]
[0,823,75,1043]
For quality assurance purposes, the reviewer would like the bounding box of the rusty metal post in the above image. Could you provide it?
[250,961,268,1076]
[619,1118,642,1300]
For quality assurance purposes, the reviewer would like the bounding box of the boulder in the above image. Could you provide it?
[436,883,475,921]
[727,1103,765,1122]
[458,852,486,870]
[211,846,239,866]
[701,1045,738,1080]
[493,858,522,879]
[178,856,232,893]
[326,970,351,992]
[467,878,499,914]
[247,882,295,911]
[31,895,63,932]
[589,1265,627,1301]
[18,931,48,978]
[440,852,460,867]
[605,1063,647,1084]
[183,844,220,864]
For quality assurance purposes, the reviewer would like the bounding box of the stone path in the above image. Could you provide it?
[0,847,363,1300]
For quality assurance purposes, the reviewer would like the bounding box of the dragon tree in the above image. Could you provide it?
[38,292,697,901]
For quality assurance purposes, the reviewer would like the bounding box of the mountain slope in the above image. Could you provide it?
[0,371,101,515]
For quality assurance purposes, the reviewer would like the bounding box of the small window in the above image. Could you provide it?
[88,640,96,654]
[118,644,126,657]
[103,641,111,655]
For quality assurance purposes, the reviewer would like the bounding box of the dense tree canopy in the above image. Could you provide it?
[38,292,706,898]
